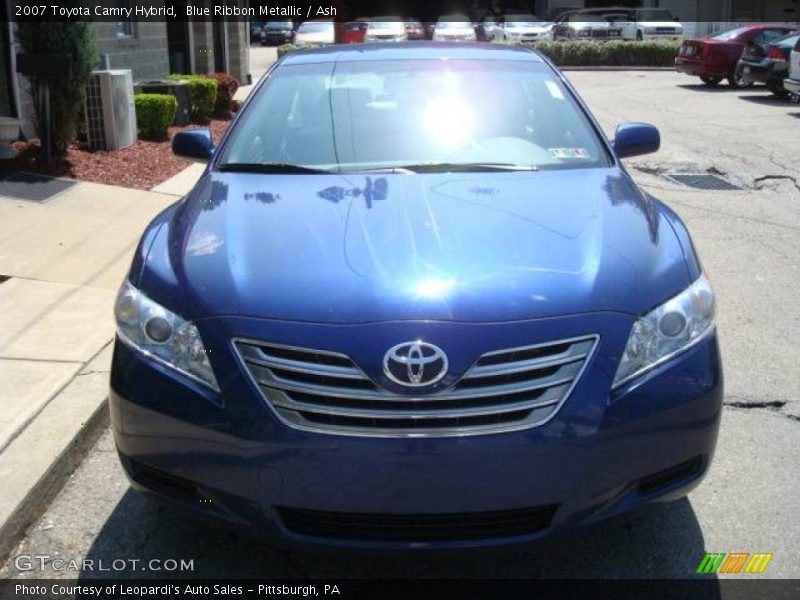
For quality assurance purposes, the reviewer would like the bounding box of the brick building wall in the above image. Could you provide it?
[92,21,170,80]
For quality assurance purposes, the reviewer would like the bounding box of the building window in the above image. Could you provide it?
[115,0,136,38]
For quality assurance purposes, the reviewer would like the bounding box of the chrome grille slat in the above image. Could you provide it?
[248,361,580,401]
[238,343,364,379]
[465,339,594,379]
[233,335,598,438]
[265,386,567,419]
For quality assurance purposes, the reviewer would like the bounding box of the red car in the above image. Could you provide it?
[341,20,368,44]
[675,24,797,87]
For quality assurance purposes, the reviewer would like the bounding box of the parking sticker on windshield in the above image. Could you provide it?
[549,148,590,160]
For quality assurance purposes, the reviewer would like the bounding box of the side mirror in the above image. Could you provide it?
[674,16,681,22]
[612,123,660,159]
[172,129,215,163]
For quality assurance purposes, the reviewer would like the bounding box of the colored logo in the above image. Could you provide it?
[696,552,773,574]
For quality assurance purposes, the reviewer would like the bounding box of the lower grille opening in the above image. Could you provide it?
[637,456,704,495]
[130,459,202,503]
[277,505,558,542]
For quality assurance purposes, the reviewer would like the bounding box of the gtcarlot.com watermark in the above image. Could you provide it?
[14,553,194,573]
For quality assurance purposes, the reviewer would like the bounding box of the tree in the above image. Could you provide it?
[17,6,96,156]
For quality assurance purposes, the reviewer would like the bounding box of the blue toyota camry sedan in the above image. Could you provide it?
[110,43,722,550]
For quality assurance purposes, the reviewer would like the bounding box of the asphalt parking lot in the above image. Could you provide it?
[2,50,798,580]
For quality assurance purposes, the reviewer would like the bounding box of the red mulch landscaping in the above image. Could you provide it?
[0,119,232,191]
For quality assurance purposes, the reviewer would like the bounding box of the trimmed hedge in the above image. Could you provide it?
[494,39,682,67]
[278,40,681,67]
[167,74,218,123]
[134,93,178,140]
[206,72,240,117]
[277,43,327,58]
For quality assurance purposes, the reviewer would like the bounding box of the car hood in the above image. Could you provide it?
[140,168,691,323]
[508,24,551,33]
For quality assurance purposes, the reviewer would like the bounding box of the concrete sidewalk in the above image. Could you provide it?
[0,179,177,559]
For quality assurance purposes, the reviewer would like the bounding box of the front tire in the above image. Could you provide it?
[636,30,644,41]
[700,75,722,86]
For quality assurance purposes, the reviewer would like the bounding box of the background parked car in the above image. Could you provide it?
[583,7,683,41]
[432,16,477,42]
[784,36,800,100]
[404,19,426,40]
[261,20,294,46]
[249,21,265,43]
[737,31,800,97]
[552,12,622,41]
[342,20,368,44]
[495,14,554,42]
[293,20,336,47]
[365,18,408,43]
[675,24,797,88]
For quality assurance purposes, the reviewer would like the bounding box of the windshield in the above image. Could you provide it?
[711,27,749,41]
[370,21,405,31]
[570,14,606,23]
[438,19,472,29]
[219,59,610,172]
[637,9,674,21]
[298,22,333,33]
[507,14,539,23]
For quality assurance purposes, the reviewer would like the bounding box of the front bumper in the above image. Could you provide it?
[110,314,723,550]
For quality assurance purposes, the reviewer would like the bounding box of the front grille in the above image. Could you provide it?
[234,335,597,438]
[277,504,558,542]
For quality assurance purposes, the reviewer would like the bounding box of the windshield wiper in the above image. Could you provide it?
[382,162,539,173]
[217,162,335,174]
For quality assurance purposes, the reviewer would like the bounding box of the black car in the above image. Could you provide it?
[261,20,295,46]
[737,31,800,96]
[249,21,265,43]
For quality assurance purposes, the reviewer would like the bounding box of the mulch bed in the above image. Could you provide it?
[0,119,232,191]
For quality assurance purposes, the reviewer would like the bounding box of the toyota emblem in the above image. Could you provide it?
[383,341,449,387]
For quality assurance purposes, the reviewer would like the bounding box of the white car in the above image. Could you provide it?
[587,8,684,41]
[496,15,554,42]
[433,16,477,42]
[552,12,622,41]
[785,37,800,100]
[292,21,335,46]
[365,18,407,42]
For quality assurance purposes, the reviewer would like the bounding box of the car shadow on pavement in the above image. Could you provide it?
[78,487,721,584]
[737,94,795,106]
[676,84,740,93]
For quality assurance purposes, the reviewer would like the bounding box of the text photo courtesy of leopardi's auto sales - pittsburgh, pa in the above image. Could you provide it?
[0,0,798,598]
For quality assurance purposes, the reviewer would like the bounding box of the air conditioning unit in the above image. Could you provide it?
[84,70,137,151]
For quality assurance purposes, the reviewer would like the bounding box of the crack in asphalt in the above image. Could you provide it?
[753,174,800,194]
[723,399,799,423]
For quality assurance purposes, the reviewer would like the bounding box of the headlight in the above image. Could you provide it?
[114,281,220,392]
[613,274,715,389]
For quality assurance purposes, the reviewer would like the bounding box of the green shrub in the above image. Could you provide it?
[494,40,681,67]
[17,7,97,156]
[134,93,178,140]
[167,74,217,123]
[277,43,327,58]
[206,72,240,117]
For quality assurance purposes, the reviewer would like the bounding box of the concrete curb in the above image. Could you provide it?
[0,392,110,562]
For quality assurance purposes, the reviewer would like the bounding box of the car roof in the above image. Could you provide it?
[280,42,546,64]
